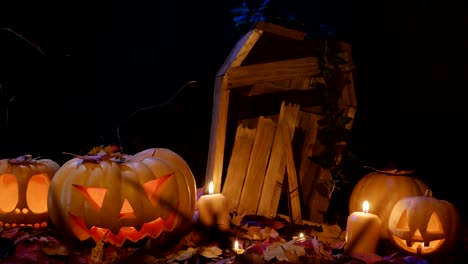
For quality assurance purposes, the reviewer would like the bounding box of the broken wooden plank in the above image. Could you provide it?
[256,102,300,218]
[280,118,303,225]
[221,120,257,213]
[237,116,276,215]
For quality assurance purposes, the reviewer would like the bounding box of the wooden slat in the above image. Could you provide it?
[248,77,312,96]
[237,116,276,215]
[256,102,300,218]
[281,119,302,225]
[217,28,263,76]
[205,77,231,193]
[221,121,257,213]
[255,21,306,40]
[226,57,320,88]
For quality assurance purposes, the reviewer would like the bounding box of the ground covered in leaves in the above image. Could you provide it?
[0,212,450,264]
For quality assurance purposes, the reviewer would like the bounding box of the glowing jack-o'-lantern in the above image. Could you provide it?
[47,147,197,246]
[387,190,462,255]
[349,168,430,239]
[0,155,59,229]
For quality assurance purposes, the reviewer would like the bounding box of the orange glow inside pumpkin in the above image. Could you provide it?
[0,173,50,214]
[392,209,446,253]
[68,173,176,246]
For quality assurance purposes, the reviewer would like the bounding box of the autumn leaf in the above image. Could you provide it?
[166,247,198,262]
[91,238,105,263]
[230,212,246,227]
[39,236,74,256]
[200,245,222,258]
[263,242,287,262]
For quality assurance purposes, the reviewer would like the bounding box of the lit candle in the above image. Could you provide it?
[233,239,244,254]
[197,181,230,231]
[344,201,382,255]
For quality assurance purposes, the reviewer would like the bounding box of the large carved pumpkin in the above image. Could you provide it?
[47,147,196,246]
[388,190,462,255]
[349,168,430,239]
[0,155,59,229]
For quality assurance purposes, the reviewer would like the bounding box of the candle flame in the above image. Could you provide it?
[208,181,214,195]
[234,240,239,251]
[362,201,369,214]
[299,232,304,238]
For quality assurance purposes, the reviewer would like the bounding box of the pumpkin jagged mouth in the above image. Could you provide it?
[69,211,177,246]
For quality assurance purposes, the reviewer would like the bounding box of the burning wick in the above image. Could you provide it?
[362,200,370,214]
[299,233,304,239]
[234,239,244,254]
[208,181,214,195]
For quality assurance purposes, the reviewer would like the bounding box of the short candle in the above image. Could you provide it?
[344,200,382,255]
[197,181,230,231]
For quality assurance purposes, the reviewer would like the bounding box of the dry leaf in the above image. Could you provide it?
[247,226,262,240]
[263,242,287,262]
[260,227,279,240]
[91,239,105,263]
[200,246,222,258]
[231,212,247,227]
[166,247,197,262]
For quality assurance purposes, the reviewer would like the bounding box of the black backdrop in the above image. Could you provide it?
[1,1,467,221]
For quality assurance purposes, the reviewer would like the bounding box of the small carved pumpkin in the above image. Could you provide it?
[388,190,462,255]
[0,155,59,229]
[349,168,430,239]
[47,147,196,246]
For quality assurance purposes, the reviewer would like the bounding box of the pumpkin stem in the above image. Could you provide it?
[363,165,416,176]
[424,189,432,197]
[9,154,34,164]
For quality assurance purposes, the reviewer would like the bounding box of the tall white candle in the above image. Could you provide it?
[344,201,382,255]
[197,181,230,231]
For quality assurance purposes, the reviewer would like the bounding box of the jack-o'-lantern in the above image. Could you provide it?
[130,148,196,217]
[0,155,59,229]
[349,168,430,239]
[47,146,197,246]
[388,190,462,255]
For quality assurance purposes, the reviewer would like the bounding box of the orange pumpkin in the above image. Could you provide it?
[0,155,59,229]
[47,148,196,246]
[388,190,462,255]
[349,168,430,239]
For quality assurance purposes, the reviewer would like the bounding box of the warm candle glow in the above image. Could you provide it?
[362,200,369,214]
[234,240,239,251]
[208,181,214,195]
[299,232,304,238]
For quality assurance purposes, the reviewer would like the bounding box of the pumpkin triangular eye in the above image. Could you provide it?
[72,184,107,211]
[427,212,443,232]
[143,173,173,206]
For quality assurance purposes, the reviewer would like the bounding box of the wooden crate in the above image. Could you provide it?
[205,21,357,223]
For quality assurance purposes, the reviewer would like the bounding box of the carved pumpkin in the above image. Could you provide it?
[0,155,59,229]
[388,190,462,255]
[349,168,430,239]
[47,147,197,246]
[130,148,196,218]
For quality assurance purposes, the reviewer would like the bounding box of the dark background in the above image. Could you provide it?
[0,1,466,221]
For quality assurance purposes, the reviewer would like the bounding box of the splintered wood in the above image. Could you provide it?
[222,102,303,224]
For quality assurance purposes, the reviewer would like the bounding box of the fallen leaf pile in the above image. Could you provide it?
[0,211,435,264]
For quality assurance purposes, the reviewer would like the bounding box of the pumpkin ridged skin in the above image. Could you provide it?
[0,157,59,226]
[131,148,197,218]
[47,150,196,246]
[388,191,462,255]
[348,170,430,239]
